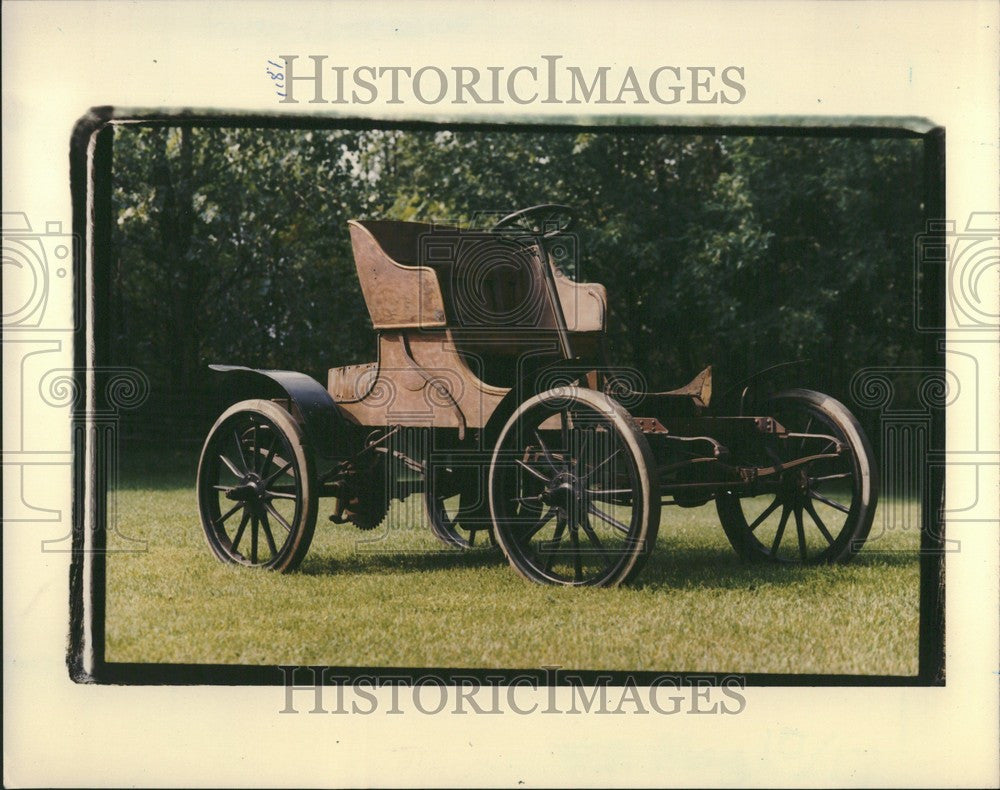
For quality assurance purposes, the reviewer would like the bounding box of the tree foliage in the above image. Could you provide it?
[111,124,924,438]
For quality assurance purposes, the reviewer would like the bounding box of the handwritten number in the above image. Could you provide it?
[267,61,287,99]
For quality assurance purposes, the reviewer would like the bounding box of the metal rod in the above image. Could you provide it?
[534,241,574,360]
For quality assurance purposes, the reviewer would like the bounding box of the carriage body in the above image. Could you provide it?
[328,218,608,431]
[197,207,878,586]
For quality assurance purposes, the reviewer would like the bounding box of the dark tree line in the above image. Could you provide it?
[111,125,924,443]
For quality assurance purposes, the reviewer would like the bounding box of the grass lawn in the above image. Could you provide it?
[105,449,920,675]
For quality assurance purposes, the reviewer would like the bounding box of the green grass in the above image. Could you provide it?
[105,453,920,674]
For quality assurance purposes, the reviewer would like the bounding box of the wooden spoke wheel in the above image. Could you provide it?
[489,388,659,586]
[197,399,317,572]
[716,389,878,564]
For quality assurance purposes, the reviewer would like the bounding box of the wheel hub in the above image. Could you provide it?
[226,473,267,504]
[770,468,811,511]
[541,472,583,509]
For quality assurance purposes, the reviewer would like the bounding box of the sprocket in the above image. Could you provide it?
[328,455,389,531]
[345,499,388,531]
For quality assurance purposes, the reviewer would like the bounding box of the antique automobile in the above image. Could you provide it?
[196,204,878,587]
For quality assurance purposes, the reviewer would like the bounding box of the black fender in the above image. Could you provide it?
[715,359,808,414]
[209,365,354,460]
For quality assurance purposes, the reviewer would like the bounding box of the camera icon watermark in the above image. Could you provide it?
[914,212,999,331]
[2,211,79,332]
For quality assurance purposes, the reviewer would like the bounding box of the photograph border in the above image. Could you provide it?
[68,105,946,687]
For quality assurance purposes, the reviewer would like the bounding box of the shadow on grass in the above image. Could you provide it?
[637,542,919,592]
[298,545,506,576]
[296,537,919,591]
[120,446,920,591]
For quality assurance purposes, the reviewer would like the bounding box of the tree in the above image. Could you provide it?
[111,124,924,443]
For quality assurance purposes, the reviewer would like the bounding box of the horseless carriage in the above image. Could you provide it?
[197,205,879,586]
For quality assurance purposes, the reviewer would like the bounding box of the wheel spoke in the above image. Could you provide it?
[585,490,634,505]
[809,472,852,484]
[263,500,293,532]
[770,504,791,555]
[262,461,293,488]
[260,510,279,556]
[794,504,807,561]
[573,428,591,475]
[585,487,633,497]
[250,514,259,563]
[570,526,583,582]
[253,423,266,473]
[586,493,634,507]
[800,416,813,453]
[267,491,298,501]
[579,513,612,567]
[810,490,850,514]
[514,493,545,504]
[213,484,235,493]
[821,439,839,454]
[515,459,549,482]
[219,454,244,479]
[804,499,836,545]
[262,433,278,476]
[234,428,250,473]
[534,430,560,472]
[587,503,631,535]
[542,515,568,572]
[268,483,298,494]
[582,449,622,483]
[747,496,782,532]
[522,506,558,541]
[230,509,250,553]
[214,501,244,527]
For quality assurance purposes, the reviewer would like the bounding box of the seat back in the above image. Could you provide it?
[349,218,607,334]
[348,220,449,329]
